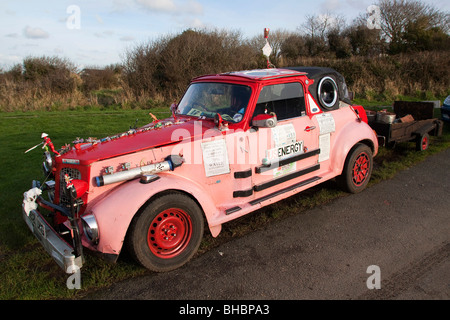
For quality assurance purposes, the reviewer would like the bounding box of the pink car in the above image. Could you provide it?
[22,67,378,273]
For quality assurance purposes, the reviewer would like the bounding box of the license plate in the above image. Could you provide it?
[30,211,47,239]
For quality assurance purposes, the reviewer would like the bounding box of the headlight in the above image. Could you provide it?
[444,96,450,106]
[81,214,99,244]
[42,151,53,177]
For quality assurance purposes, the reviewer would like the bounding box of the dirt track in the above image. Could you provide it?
[87,148,450,301]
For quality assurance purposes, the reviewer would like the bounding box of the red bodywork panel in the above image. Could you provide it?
[351,105,369,124]
[55,117,216,166]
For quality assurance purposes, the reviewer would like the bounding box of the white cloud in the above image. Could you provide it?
[321,0,341,12]
[345,0,372,12]
[120,35,135,41]
[185,0,203,15]
[184,17,204,29]
[23,26,49,39]
[0,53,22,67]
[321,0,373,15]
[94,30,115,38]
[136,0,203,15]
[136,0,177,13]
[96,14,104,24]
[111,0,134,12]
[316,13,343,29]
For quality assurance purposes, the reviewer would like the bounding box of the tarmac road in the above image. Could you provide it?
[87,148,449,301]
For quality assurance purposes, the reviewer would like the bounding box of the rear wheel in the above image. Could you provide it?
[127,193,204,272]
[337,143,373,194]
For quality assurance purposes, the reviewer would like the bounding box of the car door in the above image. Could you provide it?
[248,81,322,196]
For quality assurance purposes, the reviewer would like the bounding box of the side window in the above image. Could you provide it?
[253,82,306,121]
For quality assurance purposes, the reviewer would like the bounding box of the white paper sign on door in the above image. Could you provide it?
[201,139,230,177]
[316,113,335,135]
[319,134,331,162]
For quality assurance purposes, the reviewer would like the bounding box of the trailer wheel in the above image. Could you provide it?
[127,193,204,272]
[416,133,429,151]
[337,143,373,194]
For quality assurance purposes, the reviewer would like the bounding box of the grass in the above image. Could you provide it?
[0,107,168,299]
[352,92,447,109]
[0,104,449,300]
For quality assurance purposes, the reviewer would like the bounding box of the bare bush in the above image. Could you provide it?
[0,56,89,111]
[281,50,449,100]
[23,56,77,95]
[122,28,260,102]
[122,36,169,101]
[81,64,122,92]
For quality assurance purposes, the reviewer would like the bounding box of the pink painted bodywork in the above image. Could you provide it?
[68,69,378,258]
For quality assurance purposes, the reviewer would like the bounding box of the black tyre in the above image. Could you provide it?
[337,143,373,194]
[126,192,204,272]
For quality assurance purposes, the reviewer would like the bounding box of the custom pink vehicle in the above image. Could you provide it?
[22,67,378,273]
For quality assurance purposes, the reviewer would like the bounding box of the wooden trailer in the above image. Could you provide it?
[368,101,444,151]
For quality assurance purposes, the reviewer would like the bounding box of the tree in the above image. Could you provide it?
[328,29,352,58]
[402,16,450,51]
[299,13,346,56]
[377,0,449,53]
[280,34,308,61]
[346,17,386,56]
[326,16,352,58]
[247,29,297,66]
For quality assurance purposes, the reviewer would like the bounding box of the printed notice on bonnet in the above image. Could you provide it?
[201,139,230,177]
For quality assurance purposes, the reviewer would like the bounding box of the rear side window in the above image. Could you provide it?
[253,82,306,120]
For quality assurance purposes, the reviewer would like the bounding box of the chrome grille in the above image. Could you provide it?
[59,167,81,206]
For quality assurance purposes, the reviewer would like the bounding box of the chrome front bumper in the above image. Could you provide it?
[22,185,83,274]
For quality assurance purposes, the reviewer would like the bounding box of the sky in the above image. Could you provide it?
[1,0,449,70]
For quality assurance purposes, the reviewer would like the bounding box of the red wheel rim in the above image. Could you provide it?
[422,136,428,150]
[352,152,370,187]
[147,208,192,259]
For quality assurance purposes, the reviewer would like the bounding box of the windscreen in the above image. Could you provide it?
[177,83,252,123]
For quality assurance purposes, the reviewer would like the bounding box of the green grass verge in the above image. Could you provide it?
[0,106,449,300]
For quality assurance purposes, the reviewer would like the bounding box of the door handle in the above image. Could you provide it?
[305,126,316,132]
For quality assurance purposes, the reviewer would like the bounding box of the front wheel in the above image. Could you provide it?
[337,143,373,194]
[126,193,204,272]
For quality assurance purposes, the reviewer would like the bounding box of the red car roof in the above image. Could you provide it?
[193,68,307,82]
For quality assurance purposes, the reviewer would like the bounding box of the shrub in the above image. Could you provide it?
[122,29,260,101]
[23,56,77,95]
[80,64,122,92]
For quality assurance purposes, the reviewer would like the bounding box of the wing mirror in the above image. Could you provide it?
[252,113,277,128]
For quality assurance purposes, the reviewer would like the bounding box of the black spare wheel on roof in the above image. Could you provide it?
[284,66,351,111]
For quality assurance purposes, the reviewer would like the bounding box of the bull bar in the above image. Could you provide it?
[22,181,83,274]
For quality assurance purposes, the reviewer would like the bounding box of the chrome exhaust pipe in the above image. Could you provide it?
[95,155,183,187]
